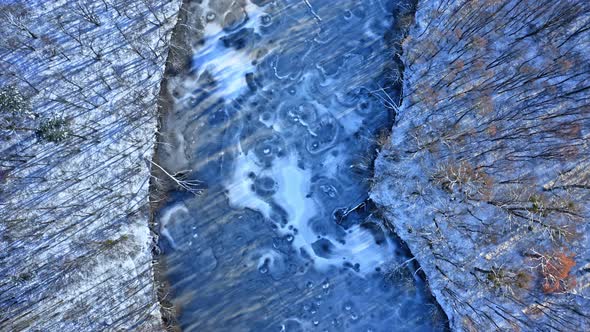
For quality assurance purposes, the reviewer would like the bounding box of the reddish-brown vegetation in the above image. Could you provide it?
[539,250,577,293]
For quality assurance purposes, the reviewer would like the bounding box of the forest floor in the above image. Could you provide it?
[372,0,590,331]
[0,1,181,330]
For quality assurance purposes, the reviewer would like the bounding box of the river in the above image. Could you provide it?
[155,0,446,330]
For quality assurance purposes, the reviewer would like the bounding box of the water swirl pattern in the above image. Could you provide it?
[157,0,446,330]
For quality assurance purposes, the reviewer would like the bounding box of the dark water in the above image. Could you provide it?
[156,0,446,330]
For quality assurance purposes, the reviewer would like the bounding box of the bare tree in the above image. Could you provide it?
[148,160,203,196]
[72,0,102,27]
[2,5,38,39]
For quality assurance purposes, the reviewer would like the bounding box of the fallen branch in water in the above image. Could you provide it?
[148,159,203,195]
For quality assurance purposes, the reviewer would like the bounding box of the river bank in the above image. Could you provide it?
[372,0,590,330]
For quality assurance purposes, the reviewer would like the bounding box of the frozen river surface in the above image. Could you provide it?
[156,0,446,330]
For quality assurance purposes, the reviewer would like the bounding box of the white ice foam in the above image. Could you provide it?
[213,1,391,275]
[191,40,254,98]
[159,203,190,250]
[256,249,282,270]
[334,106,364,135]
[335,225,390,274]
[271,153,316,232]
[268,152,393,273]
[189,2,267,101]
[225,150,272,219]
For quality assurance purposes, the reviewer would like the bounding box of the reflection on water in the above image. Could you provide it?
[156,0,446,330]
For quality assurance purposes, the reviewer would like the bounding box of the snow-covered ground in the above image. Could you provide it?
[372,0,590,331]
[0,1,181,330]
